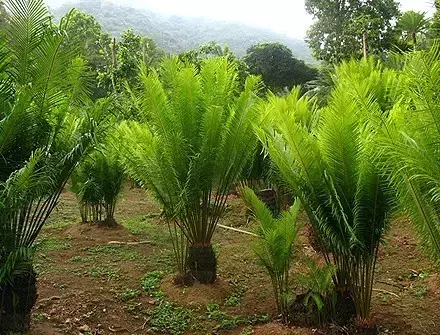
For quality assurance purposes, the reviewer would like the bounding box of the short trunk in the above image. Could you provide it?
[0,267,38,334]
[187,244,217,284]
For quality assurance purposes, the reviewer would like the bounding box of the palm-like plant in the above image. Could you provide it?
[242,187,301,324]
[0,0,106,331]
[119,57,262,283]
[256,59,396,320]
[374,43,440,263]
[71,138,124,225]
[397,11,430,48]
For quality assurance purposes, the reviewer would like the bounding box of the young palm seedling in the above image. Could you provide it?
[242,187,302,324]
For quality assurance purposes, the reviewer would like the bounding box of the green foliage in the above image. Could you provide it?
[242,187,302,323]
[118,288,140,302]
[0,0,107,295]
[373,43,440,263]
[118,56,262,281]
[141,270,164,295]
[71,139,124,224]
[244,42,317,91]
[305,0,400,62]
[148,301,192,335]
[256,58,396,319]
[397,11,430,48]
[297,259,337,324]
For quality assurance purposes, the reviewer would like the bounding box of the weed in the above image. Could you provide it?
[37,237,72,251]
[119,288,140,302]
[206,302,228,322]
[413,285,428,299]
[225,284,245,307]
[141,270,164,295]
[33,313,45,322]
[240,327,254,335]
[89,266,120,280]
[148,301,192,335]
[84,244,142,261]
[71,256,86,262]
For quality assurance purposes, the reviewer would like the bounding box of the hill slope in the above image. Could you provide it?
[51,0,314,62]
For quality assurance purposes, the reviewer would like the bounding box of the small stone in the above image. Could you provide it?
[65,318,71,324]
[78,325,91,333]
[102,308,106,312]
[148,299,156,305]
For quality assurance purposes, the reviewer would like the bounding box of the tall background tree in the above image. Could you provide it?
[244,42,317,91]
[62,9,112,98]
[305,0,400,63]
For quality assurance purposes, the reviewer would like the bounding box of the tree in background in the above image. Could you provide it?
[305,0,400,63]
[62,9,112,98]
[397,11,430,48]
[100,29,166,92]
[244,42,317,92]
[178,41,249,89]
[431,0,440,38]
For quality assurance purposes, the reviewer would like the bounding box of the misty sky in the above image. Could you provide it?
[49,0,436,39]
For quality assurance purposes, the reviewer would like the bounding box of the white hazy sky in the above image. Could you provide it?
[53,0,436,39]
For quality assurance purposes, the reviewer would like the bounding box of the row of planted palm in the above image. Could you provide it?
[117,50,440,327]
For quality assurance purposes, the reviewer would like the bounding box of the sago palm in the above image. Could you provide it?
[242,186,302,324]
[71,137,124,225]
[374,43,440,263]
[119,57,262,283]
[256,58,396,320]
[397,11,430,48]
[0,0,106,331]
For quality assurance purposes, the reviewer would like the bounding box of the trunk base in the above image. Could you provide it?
[188,245,216,284]
[0,267,38,334]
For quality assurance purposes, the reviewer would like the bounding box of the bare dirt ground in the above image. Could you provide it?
[28,185,440,334]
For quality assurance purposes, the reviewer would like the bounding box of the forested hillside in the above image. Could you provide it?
[50,0,314,61]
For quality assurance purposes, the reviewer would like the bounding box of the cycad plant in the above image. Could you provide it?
[256,58,396,320]
[374,43,440,263]
[242,187,302,324]
[0,0,106,331]
[297,259,336,325]
[71,140,124,225]
[119,57,262,283]
[397,11,430,48]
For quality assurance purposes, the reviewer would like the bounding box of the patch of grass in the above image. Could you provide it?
[141,270,164,295]
[413,285,428,299]
[89,266,120,280]
[84,244,142,261]
[148,301,192,335]
[124,217,170,245]
[43,221,75,230]
[240,326,254,335]
[119,288,140,302]
[206,302,229,322]
[71,256,86,262]
[147,250,175,272]
[225,284,245,307]
[206,303,269,331]
[37,237,72,251]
